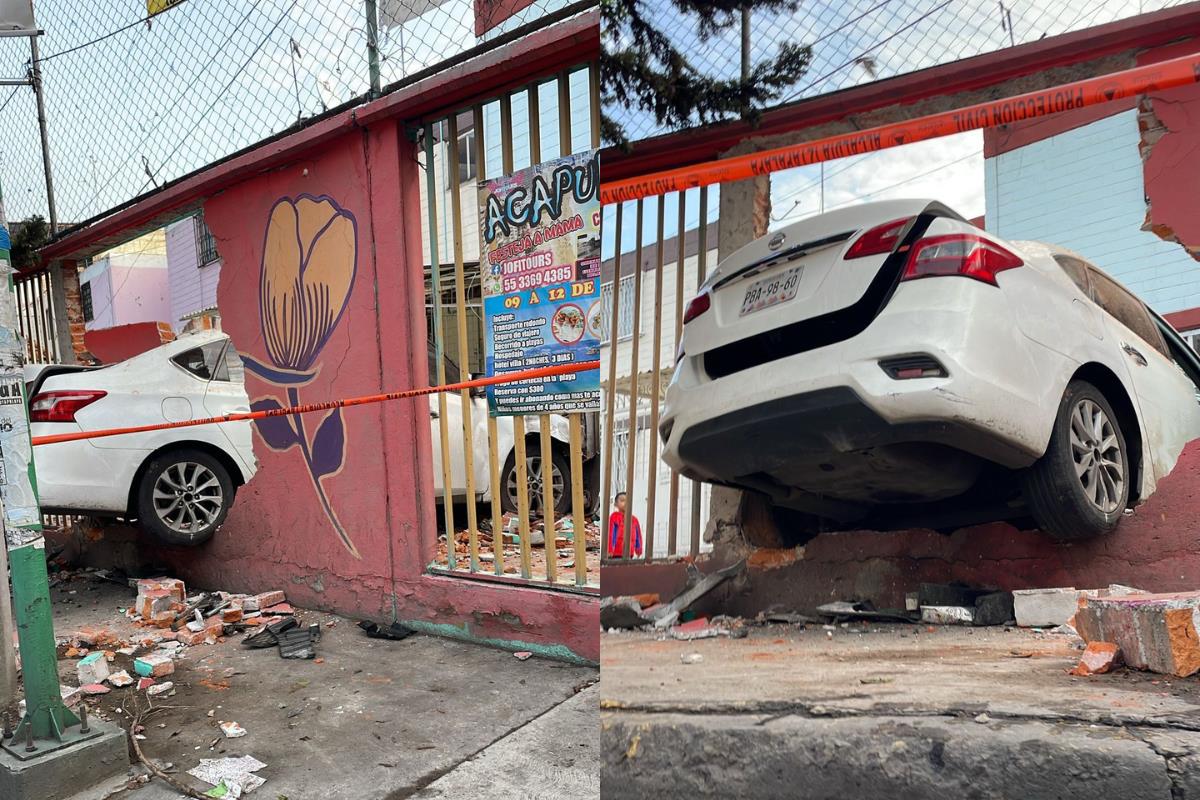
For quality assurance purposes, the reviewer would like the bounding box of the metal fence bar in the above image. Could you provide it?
[574,62,599,586]
[666,191,686,557]
[600,201,623,559]
[689,187,709,555]
[499,91,534,580]
[643,199,665,560]
[526,77,557,583]
[474,103,507,578]
[621,200,644,560]
[445,111,480,572]
[423,121,457,570]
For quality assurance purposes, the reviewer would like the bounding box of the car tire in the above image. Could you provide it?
[499,443,572,518]
[136,449,234,546]
[1022,379,1130,541]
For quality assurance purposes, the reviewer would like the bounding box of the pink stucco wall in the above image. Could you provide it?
[145,119,596,663]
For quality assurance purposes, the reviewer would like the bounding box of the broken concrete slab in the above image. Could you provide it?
[75,652,110,685]
[1013,587,1082,628]
[641,561,745,628]
[1075,591,1200,677]
[972,591,1014,626]
[920,606,974,625]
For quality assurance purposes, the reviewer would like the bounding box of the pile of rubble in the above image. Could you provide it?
[19,576,301,721]
[436,512,602,580]
[604,570,1200,680]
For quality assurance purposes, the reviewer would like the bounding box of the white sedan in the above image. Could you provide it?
[28,331,586,545]
[660,199,1200,541]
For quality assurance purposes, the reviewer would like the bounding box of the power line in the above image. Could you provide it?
[784,0,958,103]
[0,85,20,115]
[37,2,191,64]
[776,150,977,224]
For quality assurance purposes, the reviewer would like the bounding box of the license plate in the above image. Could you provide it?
[739,265,803,316]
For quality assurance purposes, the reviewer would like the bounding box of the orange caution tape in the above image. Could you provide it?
[30,360,599,446]
[600,51,1200,204]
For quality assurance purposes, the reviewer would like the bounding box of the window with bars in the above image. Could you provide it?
[600,274,637,344]
[195,213,220,267]
[80,281,94,323]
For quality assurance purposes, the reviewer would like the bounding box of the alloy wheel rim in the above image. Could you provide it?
[153,462,223,533]
[506,455,565,513]
[1069,399,1124,514]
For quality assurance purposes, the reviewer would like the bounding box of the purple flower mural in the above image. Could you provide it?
[242,195,360,558]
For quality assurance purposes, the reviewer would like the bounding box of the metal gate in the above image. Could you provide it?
[15,269,61,365]
[600,190,717,563]
[421,62,601,592]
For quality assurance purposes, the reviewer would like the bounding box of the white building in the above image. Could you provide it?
[600,226,719,558]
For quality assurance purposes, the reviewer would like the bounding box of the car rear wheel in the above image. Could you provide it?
[1023,380,1129,541]
[500,445,571,517]
[136,449,233,546]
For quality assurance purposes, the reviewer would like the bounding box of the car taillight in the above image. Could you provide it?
[29,390,107,423]
[844,217,914,259]
[682,291,711,324]
[901,234,1023,285]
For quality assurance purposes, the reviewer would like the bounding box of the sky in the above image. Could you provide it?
[0,0,573,225]
[601,0,1182,259]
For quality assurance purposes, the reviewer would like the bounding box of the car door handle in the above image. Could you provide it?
[1121,342,1147,366]
[430,410,439,419]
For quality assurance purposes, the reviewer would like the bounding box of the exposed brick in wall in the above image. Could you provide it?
[59,260,92,363]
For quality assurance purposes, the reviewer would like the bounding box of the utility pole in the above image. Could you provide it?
[741,5,771,237]
[0,178,78,745]
[27,38,57,233]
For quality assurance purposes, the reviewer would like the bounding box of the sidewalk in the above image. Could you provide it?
[600,625,1200,799]
[32,574,597,800]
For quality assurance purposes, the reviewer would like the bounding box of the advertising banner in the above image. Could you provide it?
[479,150,601,417]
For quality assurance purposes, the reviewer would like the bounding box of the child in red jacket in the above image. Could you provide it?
[607,491,643,558]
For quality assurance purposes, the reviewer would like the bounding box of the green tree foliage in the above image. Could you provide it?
[601,0,812,146]
[10,215,49,272]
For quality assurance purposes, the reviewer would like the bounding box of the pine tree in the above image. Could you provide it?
[10,215,49,272]
[601,0,812,146]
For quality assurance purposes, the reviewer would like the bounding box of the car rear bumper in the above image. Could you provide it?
[661,279,1056,484]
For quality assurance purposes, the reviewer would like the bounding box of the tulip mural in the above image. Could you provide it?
[242,195,361,558]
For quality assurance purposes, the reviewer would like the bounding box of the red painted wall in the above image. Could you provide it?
[144,120,597,662]
[1139,40,1200,260]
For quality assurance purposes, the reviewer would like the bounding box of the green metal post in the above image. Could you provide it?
[365,0,382,97]
[0,180,78,743]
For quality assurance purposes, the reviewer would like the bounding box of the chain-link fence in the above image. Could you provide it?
[0,0,581,229]
[604,0,1189,145]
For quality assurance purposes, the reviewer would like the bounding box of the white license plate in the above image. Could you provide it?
[739,265,803,316]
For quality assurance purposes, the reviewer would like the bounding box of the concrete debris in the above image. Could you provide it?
[921,606,975,625]
[972,591,1015,627]
[81,682,111,695]
[641,560,746,630]
[679,653,703,665]
[600,596,648,630]
[19,684,81,715]
[1074,591,1200,677]
[134,652,176,677]
[358,620,415,641]
[107,669,134,687]
[1071,641,1124,676]
[815,601,912,623]
[513,651,533,660]
[1013,584,1147,628]
[669,616,750,640]
[76,650,111,684]
[219,720,248,738]
[146,680,175,697]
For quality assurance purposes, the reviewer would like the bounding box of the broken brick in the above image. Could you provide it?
[245,590,285,612]
[1075,591,1200,677]
[1071,641,1124,676]
[222,606,244,623]
[261,603,294,615]
[134,653,175,678]
[76,651,110,685]
[136,577,185,602]
[137,678,156,691]
[80,683,110,696]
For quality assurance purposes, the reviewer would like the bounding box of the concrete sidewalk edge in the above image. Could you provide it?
[602,711,1200,799]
